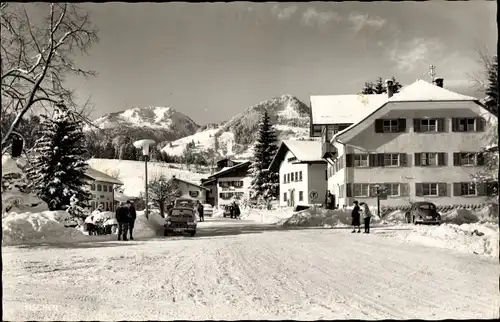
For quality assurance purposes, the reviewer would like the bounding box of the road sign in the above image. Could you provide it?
[309,190,318,200]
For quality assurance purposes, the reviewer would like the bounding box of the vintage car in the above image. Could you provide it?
[164,207,197,237]
[203,204,214,217]
[405,201,442,225]
[174,198,196,209]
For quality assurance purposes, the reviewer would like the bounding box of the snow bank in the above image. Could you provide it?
[388,223,499,257]
[281,207,382,228]
[241,207,295,224]
[132,210,165,238]
[2,211,87,245]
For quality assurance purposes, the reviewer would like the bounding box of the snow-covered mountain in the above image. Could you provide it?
[161,95,314,159]
[86,106,200,143]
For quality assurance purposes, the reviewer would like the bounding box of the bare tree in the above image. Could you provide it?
[467,45,495,96]
[1,3,99,154]
[149,175,182,217]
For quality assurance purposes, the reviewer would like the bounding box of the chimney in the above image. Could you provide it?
[385,79,394,98]
[434,77,444,88]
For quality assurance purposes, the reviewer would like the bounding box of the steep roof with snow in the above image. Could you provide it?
[333,79,481,141]
[269,140,325,172]
[84,167,123,185]
[310,94,387,125]
[171,177,209,191]
[388,79,478,102]
[207,161,252,179]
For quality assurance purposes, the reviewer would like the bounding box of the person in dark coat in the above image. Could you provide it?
[351,200,361,233]
[195,200,204,222]
[116,202,129,241]
[125,200,137,240]
[232,201,241,219]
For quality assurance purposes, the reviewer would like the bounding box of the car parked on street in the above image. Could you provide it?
[164,207,197,237]
[174,198,195,209]
[203,204,213,217]
[405,201,442,225]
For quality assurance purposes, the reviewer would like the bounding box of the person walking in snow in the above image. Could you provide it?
[360,202,372,234]
[232,201,241,220]
[351,200,361,233]
[116,202,129,241]
[84,214,97,235]
[195,200,204,222]
[125,200,137,240]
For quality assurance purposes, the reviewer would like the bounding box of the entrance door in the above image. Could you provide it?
[289,189,295,207]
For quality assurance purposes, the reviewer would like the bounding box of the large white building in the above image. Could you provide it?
[84,167,123,211]
[313,78,497,207]
[268,140,327,207]
[202,160,252,207]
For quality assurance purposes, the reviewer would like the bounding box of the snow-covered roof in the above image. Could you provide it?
[207,161,252,179]
[85,168,123,185]
[269,140,325,172]
[310,94,387,125]
[333,79,481,141]
[171,177,209,191]
[388,79,478,102]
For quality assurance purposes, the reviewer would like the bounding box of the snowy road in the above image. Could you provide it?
[3,217,498,320]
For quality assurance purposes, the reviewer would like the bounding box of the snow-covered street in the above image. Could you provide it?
[3,217,498,320]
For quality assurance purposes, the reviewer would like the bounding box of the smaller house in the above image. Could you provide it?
[268,140,327,207]
[202,160,252,207]
[170,175,209,204]
[84,167,123,212]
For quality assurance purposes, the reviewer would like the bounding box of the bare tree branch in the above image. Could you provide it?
[1,3,99,150]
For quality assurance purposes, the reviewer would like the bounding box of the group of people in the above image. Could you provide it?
[115,200,137,241]
[351,200,372,233]
[227,201,241,219]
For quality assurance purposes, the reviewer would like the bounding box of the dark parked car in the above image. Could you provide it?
[174,198,195,209]
[164,207,197,237]
[405,201,442,225]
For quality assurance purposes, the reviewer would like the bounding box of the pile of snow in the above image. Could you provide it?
[241,207,295,224]
[388,223,499,257]
[86,158,207,197]
[281,207,382,228]
[132,210,165,238]
[2,211,87,245]
[2,155,48,214]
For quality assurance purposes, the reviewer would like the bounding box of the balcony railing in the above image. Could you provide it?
[322,141,337,160]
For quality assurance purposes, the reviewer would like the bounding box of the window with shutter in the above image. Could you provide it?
[437,118,446,132]
[346,183,352,197]
[420,119,438,132]
[383,153,399,166]
[375,119,384,133]
[299,171,302,181]
[399,153,407,166]
[413,119,421,132]
[369,154,377,167]
[460,182,477,196]
[476,117,485,132]
[346,154,353,167]
[453,153,460,166]
[415,183,423,196]
[438,153,446,166]
[438,183,447,196]
[398,118,406,132]
[414,153,421,166]
[400,183,409,196]
[377,153,385,167]
[382,119,399,133]
[477,153,485,166]
[453,183,462,196]
[353,154,369,167]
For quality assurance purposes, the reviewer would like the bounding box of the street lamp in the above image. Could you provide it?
[133,139,155,219]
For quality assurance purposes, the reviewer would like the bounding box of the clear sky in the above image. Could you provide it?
[63,1,496,125]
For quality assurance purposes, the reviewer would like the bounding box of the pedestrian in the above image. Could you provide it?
[351,200,361,233]
[360,202,372,233]
[326,191,332,209]
[84,215,96,235]
[233,201,241,219]
[116,202,129,241]
[125,200,137,240]
[195,200,204,222]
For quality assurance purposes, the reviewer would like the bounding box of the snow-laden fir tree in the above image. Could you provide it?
[26,104,92,214]
[249,111,279,202]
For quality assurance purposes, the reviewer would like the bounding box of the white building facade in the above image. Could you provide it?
[84,168,123,211]
[269,140,327,207]
[320,79,497,208]
[202,161,252,207]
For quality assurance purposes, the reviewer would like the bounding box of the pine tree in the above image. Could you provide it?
[103,140,115,159]
[360,77,402,95]
[485,55,498,113]
[26,105,92,212]
[249,111,279,202]
[374,77,385,94]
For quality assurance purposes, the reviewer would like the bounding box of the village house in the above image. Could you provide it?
[202,159,252,207]
[317,78,497,208]
[170,175,209,204]
[84,167,123,211]
[268,140,327,207]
